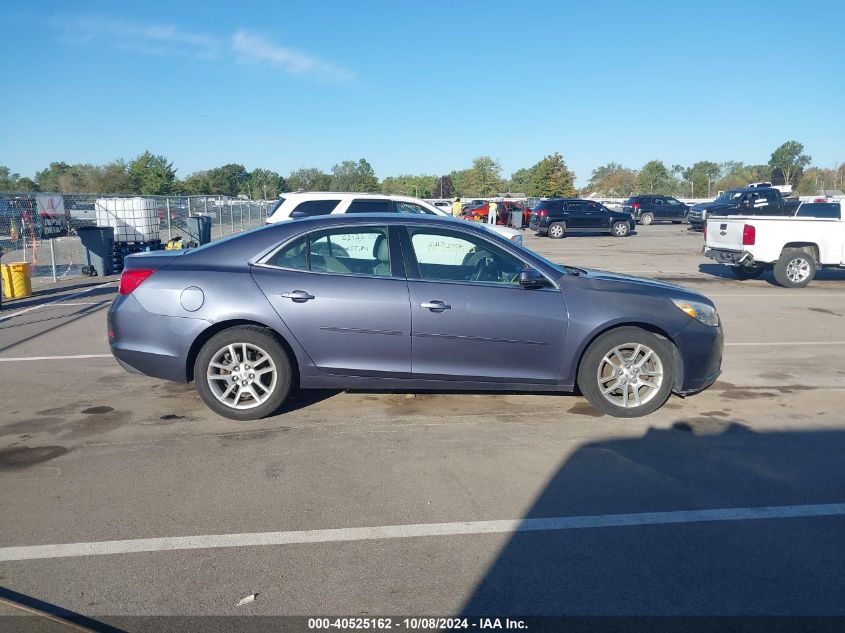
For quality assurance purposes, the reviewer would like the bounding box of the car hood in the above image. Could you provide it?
[576,268,711,303]
[692,201,735,212]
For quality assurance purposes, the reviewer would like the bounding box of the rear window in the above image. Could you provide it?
[532,200,559,211]
[268,197,286,215]
[346,199,390,214]
[796,202,841,219]
[291,199,341,217]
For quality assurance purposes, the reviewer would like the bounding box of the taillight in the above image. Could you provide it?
[631,203,640,209]
[703,224,707,240]
[742,224,756,246]
[119,269,155,295]
[535,209,548,217]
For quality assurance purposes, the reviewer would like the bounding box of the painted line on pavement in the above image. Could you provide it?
[1,502,843,562]
[0,354,113,362]
[725,341,845,347]
[0,282,115,323]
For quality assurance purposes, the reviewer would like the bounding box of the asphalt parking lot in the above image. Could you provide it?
[1,224,844,627]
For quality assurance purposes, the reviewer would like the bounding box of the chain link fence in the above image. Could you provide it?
[0,193,272,286]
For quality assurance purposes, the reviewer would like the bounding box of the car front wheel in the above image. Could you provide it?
[194,325,292,420]
[639,213,654,225]
[578,327,675,418]
[611,221,630,237]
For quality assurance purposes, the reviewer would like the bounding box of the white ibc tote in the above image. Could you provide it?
[95,197,160,243]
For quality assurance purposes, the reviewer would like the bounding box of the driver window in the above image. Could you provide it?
[408,228,524,286]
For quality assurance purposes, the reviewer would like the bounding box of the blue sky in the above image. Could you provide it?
[2,0,844,186]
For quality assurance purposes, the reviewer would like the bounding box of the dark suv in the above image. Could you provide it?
[623,195,689,225]
[529,199,636,238]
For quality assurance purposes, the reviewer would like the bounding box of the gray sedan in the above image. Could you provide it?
[109,214,723,419]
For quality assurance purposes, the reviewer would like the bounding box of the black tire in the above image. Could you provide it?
[639,213,654,225]
[773,248,816,288]
[194,325,292,421]
[577,327,675,418]
[611,221,630,237]
[548,222,565,239]
[672,220,682,224]
[730,265,766,280]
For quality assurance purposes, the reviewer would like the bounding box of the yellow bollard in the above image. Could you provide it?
[1,262,33,299]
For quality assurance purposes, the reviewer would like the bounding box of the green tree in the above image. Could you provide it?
[94,160,133,193]
[769,141,811,187]
[433,175,454,199]
[128,151,176,195]
[179,171,212,195]
[205,163,248,196]
[508,168,535,196]
[532,153,576,198]
[247,168,285,199]
[448,169,469,197]
[636,160,673,195]
[330,158,379,192]
[683,161,722,197]
[462,156,503,197]
[585,162,636,196]
[287,167,332,191]
[0,166,26,191]
[380,174,437,197]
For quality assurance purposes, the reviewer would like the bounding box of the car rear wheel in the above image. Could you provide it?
[773,248,816,288]
[548,222,565,239]
[639,213,654,225]
[195,326,292,421]
[578,327,675,418]
[611,221,630,237]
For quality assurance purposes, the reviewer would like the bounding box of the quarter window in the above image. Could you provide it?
[408,227,524,286]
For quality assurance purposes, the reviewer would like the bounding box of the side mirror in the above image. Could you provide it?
[519,268,547,288]
[290,210,307,218]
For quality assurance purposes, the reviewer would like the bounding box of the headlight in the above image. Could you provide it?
[671,298,719,326]
[510,234,524,246]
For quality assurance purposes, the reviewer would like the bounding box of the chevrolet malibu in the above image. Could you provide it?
[109,214,723,419]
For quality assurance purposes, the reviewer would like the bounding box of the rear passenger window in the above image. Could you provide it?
[309,227,391,276]
[290,199,341,217]
[346,199,390,214]
[265,235,308,270]
[395,201,434,215]
[564,202,583,211]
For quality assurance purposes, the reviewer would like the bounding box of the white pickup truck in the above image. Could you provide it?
[703,202,844,287]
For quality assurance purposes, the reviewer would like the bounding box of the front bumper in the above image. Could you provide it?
[675,319,724,395]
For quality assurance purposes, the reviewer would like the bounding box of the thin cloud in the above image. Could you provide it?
[51,15,221,59]
[232,29,354,83]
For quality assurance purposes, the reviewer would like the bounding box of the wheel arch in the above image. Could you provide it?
[781,242,820,262]
[572,321,684,393]
[185,319,301,385]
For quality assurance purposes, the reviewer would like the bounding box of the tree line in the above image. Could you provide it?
[1,141,840,200]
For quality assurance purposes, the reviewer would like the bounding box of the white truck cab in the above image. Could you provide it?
[703,202,844,287]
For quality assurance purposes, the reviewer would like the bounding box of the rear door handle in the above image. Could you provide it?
[420,300,451,311]
[282,290,315,302]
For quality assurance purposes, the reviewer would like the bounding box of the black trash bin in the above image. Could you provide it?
[186,215,212,246]
[77,226,115,276]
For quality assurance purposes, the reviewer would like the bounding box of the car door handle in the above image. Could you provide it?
[420,300,451,311]
[281,290,315,302]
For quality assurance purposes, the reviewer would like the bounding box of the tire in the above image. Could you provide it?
[194,325,292,421]
[577,327,675,418]
[548,222,565,239]
[611,221,630,237]
[730,265,765,280]
[672,220,682,225]
[773,248,816,288]
[639,213,654,225]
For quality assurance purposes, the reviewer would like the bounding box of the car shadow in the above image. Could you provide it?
[698,263,845,285]
[460,422,845,620]
[277,388,341,414]
[0,585,125,632]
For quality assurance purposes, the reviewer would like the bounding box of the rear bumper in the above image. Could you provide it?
[108,294,210,383]
[529,221,549,234]
[703,247,754,266]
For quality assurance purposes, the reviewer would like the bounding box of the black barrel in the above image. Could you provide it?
[186,215,212,246]
[77,226,115,276]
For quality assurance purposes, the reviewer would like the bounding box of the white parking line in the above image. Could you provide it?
[0,282,115,323]
[1,502,842,562]
[725,341,845,347]
[0,354,113,362]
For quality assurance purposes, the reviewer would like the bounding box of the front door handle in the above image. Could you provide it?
[420,300,451,312]
[282,290,315,302]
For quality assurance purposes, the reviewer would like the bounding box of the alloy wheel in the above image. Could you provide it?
[785,257,811,284]
[596,343,664,409]
[206,342,278,410]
